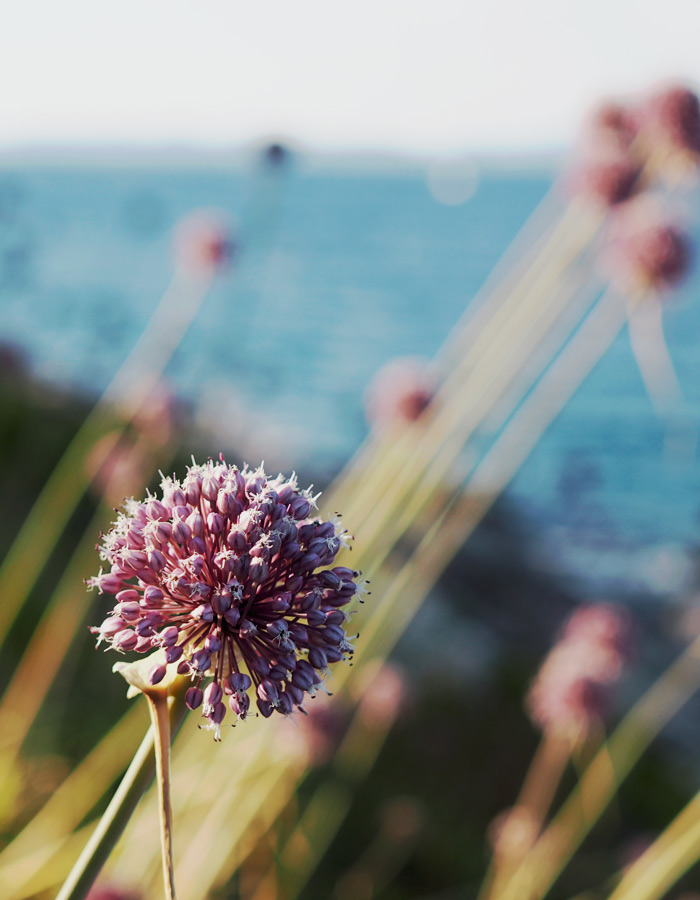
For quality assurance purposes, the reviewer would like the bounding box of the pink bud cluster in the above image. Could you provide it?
[89,458,365,739]
[526,603,632,738]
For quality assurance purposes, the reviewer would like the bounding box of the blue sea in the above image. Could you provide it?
[1,154,699,599]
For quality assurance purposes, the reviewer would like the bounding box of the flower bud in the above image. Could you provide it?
[149,664,167,685]
[186,687,204,710]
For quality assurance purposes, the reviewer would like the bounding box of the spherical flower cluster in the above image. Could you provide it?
[526,602,632,738]
[89,458,366,739]
[365,357,435,428]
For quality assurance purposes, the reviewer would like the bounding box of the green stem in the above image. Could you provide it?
[54,725,156,900]
[56,687,187,900]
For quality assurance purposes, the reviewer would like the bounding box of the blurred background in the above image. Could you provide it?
[3,2,700,899]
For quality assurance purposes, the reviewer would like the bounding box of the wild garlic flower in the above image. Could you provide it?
[89,457,365,739]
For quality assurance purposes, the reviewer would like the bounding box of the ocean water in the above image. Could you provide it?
[1,157,699,597]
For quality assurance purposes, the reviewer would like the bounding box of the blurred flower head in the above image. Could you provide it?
[643,84,700,161]
[583,101,639,153]
[571,150,641,208]
[365,356,435,428]
[129,381,185,446]
[561,602,633,680]
[488,806,539,861]
[355,661,407,728]
[526,602,633,738]
[173,210,236,274]
[86,433,149,507]
[296,698,349,765]
[608,199,692,294]
[89,457,365,739]
[86,885,141,900]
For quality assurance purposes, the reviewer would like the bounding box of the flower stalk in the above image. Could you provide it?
[146,687,177,900]
[55,658,188,900]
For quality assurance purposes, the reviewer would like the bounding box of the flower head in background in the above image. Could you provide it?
[173,210,236,274]
[488,806,539,863]
[584,101,639,153]
[571,150,642,209]
[643,84,700,161]
[365,356,435,429]
[86,433,150,507]
[526,602,632,739]
[608,199,692,294]
[89,457,364,739]
[573,98,644,209]
[86,885,142,900]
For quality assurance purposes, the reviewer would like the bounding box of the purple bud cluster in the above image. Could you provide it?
[526,602,632,738]
[89,458,365,739]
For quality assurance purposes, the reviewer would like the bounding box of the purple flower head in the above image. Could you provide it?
[526,602,632,739]
[89,457,362,740]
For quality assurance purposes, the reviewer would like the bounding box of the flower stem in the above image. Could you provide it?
[56,683,187,900]
[147,692,177,900]
[54,726,157,900]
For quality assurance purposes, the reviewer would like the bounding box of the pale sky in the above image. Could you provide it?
[2,0,699,154]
